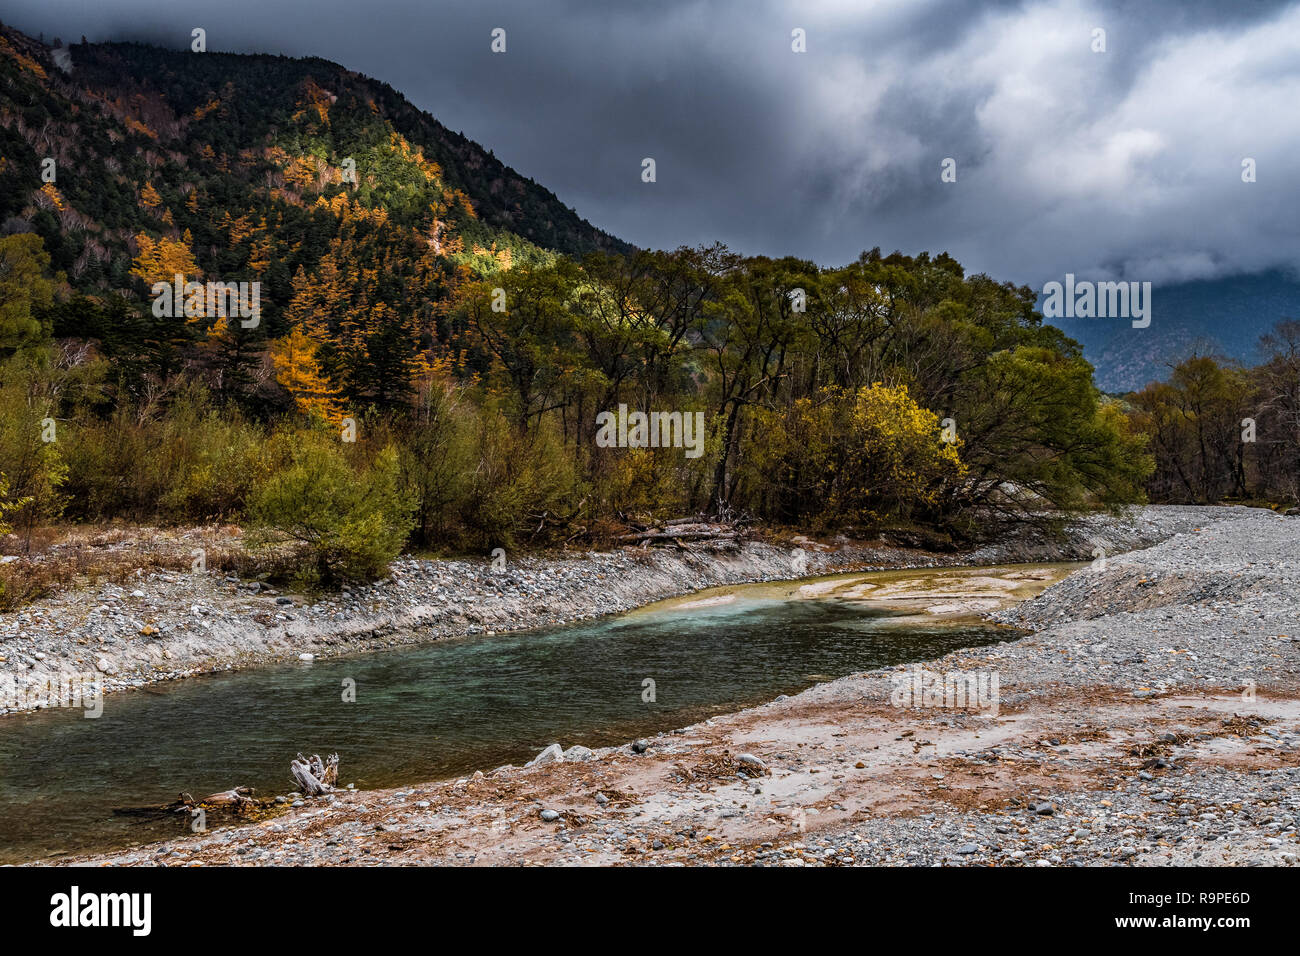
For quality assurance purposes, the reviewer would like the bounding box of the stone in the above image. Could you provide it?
[527,743,565,767]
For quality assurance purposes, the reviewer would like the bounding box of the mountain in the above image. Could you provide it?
[9,23,1293,402]
[0,25,629,334]
[1048,271,1300,393]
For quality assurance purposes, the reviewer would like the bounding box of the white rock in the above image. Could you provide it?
[737,753,767,772]
[527,743,565,767]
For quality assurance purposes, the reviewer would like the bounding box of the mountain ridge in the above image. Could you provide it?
[0,24,630,308]
[5,22,1297,397]
[1049,270,1300,393]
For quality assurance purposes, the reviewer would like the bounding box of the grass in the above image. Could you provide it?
[0,523,299,611]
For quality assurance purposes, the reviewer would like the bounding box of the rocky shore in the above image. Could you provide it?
[1,505,1221,716]
[47,503,1300,867]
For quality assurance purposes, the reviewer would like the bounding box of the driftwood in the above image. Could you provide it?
[618,520,740,549]
[619,521,717,537]
[290,752,339,796]
[620,529,736,542]
[190,786,257,808]
[113,751,343,821]
[113,786,258,819]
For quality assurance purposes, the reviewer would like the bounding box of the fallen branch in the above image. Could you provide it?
[290,752,339,797]
[112,786,258,818]
[193,786,257,808]
[618,522,738,544]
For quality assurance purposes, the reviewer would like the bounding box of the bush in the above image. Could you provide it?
[0,358,68,549]
[838,382,966,521]
[60,382,267,523]
[739,383,965,527]
[463,407,582,549]
[248,427,414,585]
[394,380,476,549]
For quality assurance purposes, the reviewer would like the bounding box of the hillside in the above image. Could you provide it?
[1051,271,1300,393]
[0,26,628,335]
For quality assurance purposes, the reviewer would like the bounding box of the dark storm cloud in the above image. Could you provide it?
[6,0,1299,285]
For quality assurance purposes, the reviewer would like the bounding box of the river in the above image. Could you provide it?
[0,563,1072,863]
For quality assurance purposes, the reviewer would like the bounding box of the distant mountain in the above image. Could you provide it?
[0,25,629,319]
[1049,271,1300,393]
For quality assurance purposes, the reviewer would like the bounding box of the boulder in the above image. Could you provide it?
[526,743,564,767]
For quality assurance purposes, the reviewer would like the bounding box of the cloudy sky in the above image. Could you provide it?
[6,0,1298,287]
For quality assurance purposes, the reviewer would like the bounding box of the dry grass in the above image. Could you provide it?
[1220,715,1273,737]
[0,523,300,611]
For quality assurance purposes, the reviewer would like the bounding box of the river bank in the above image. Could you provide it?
[0,506,1227,717]
[48,503,1300,867]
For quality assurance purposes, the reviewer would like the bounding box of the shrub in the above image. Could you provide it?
[463,407,582,549]
[0,359,68,549]
[838,382,966,521]
[739,383,965,527]
[60,382,267,523]
[394,380,475,549]
[248,427,414,585]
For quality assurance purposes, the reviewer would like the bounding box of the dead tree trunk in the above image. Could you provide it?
[618,520,740,549]
[290,753,339,796]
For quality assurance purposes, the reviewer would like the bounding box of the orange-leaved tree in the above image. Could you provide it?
[272,325,347,424]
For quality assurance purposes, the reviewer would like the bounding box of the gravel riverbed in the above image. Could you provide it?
[43,503,1300,867]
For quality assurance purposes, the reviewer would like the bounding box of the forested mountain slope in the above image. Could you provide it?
[0,25,628,406]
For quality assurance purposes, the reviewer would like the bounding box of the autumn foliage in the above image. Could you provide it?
[0,28,1185,594]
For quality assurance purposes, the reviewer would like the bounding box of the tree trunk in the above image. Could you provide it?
[290,753,339,796]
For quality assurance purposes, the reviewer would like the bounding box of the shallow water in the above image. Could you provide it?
[0,564,1066,863]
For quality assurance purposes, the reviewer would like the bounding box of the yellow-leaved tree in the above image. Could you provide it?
[838,383,965,521]
[129,232,199,285]
[271,325,346,424]
[742,382,964,526]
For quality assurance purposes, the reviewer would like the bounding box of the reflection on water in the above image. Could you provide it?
[0,570,1040,863]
